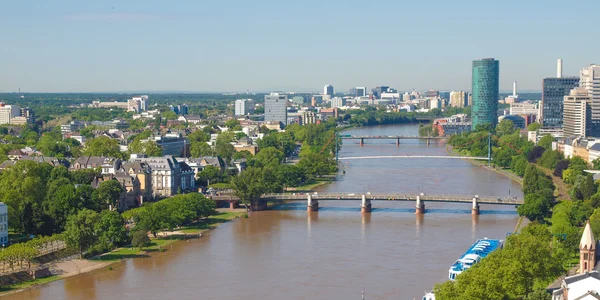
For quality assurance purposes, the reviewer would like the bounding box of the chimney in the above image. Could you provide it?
[557,59,563,78]
[513,81,517,97]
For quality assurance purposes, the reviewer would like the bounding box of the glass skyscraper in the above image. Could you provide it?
[471,58,499,130]
[541,77,579,128]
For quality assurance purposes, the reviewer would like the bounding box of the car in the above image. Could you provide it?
[348,193,355,196]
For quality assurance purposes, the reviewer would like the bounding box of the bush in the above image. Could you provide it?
[131,229,150,250]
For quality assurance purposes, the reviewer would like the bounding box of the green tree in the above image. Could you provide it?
[297,152,336,178]
[590,208,600,239]
[190,142,213,157]
[71,169,101,185]
[64,209,100,258]
[537,135,553,150]
[188,129,210,143]
[162,110,177,120]
[231,167,279,210]
[518,194,550,222]
[527,122,541,131]
[96,180,124,210]
[215,132,235,161]
[277,164,305,189]
[496,119,516,136]
[131,228,150,250]
[197,165,221,186]
[96,210,129,250]
[43,178,78,232]
[581,174,597,200]
[252,147,284,168]
[83,136,123,158]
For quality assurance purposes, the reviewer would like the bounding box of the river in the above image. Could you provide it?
[5,124,523,300]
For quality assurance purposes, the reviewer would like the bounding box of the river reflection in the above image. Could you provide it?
[4,124,523,300]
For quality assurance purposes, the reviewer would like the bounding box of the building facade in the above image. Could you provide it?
[449,91,468,108]
[264,93,288,126]
[235,99,255,116]
[563,87,591,138]
[331,97,345,109]
[471,58,499,130]
[323,85,334,97]
[579,65,600,135]
[541,77,580,129]
[0,104,21,125]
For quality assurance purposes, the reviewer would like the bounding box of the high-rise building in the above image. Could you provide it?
[449,91,468,108]
[235,99,254,116]
[264,93,288,126]
[356,87,366,97]
[579,65,600,135]
[541,60,579,129]
[562,87,591,138]
[471,58,499,130]
[324,85,334,97]
[371,86,389,99]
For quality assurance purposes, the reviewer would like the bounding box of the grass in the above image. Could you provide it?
[288,178,335,192]
[92,211,246,262]
[0,275,61,293]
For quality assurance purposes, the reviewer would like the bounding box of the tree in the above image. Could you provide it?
[64,209,100,258]
[231,167,272,210]
[537,135,553,150]
[197,165,221,186]
[129,139,163,157]
[492,148,513,168]
[188,130,210,143]
[510,156,529,177]
[83,136,123,158]
[553,160,570,178]
[215,132,235,161]
[590,208,600,239]
[252,147,285,168]
[527,146,545,163]
[537,150,561,169]
[96,210,129,250]
[71,169,101,185]
[518,194,550,222]
[131,229,150,250]
[277,164,305,189]
[581,174,597,200]
[297,152,336,178]
[96,180,124,210]
[496,119,516,136]
[43,178,78,232]
[190,142,213,157]
[527,122,541,131]
[49,166,71,182]
[161,110,177,120]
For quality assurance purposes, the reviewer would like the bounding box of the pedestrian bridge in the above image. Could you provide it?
[338,155,489,160]
[211,193,523,214]
[339,135,446,145]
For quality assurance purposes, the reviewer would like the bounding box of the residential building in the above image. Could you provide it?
[184,157,224,178]
[301,111,317,125]
[311,95,323,106]
[264,93,288,126]
[118,162,153,203]
[324,85,334,97]
[433,114,471,136]
[319,108,338,120]
[430,98,442,110]
[0,103,21,125]
[541,60,580,129]
[92,101,129,109]
[129,155,194,198]
[350,87,367,97]
[472,58,500,130]
[331,97,345,109]
[550,222,598,300]
[235,99,255,116]
[0,203,7,246]
[71,156,121,173]
[177,115,202,124]
[449,91,468,108]
[563,87,591,138]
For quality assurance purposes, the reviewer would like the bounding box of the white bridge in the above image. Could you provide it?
[338,155,489,160]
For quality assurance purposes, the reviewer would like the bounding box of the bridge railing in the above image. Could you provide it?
[262,193,522,204]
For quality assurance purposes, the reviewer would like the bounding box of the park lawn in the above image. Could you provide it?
[92,239,175,262]
[0,275,61,293]
[288,178,334,192]
[179,211,246,234]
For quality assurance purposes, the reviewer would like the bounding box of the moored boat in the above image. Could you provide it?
[448,238,503,281]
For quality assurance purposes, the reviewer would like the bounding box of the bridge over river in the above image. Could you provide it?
[211,193,523,215]
[339,135,447,145]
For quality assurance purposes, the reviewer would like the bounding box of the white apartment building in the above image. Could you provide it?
[0,104,21,125]
[331,97,345,109]
[579,65,600,125]
[0,203,7,246]
[235,99,255,116]
[563,87,590,138]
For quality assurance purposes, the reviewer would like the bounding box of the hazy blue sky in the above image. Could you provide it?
[1,0,599,93]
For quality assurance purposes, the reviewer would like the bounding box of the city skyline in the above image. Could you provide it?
[1,0,600,93]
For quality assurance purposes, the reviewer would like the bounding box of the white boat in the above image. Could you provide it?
[422,292,435,300]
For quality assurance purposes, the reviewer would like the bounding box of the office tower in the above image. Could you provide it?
[450,91,468,108]
[264,93,288,126]
[563,87,591,138]
[179,104,188,115]
[235,99,254,116]
[331,97,345,109]
[541,59,579,129]
[471,58,499,130]
[371,86,389,99]
[140,95,149,111]
[579,64,600,135]
[356,87,367,97]
[324,85,334,97]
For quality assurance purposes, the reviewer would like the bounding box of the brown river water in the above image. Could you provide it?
[5,124,523,300]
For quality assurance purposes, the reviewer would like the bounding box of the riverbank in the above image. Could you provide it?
[0,209,247,297]
[446,146,523,185]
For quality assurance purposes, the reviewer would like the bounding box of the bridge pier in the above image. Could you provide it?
[229,200,239,210]
[426,138,430,146]
[307,194,319,212]
[359,138,364,146]
[361,194,372,213]
[396,138,400,146]
[415,196,425,214]
[472,196,480,215]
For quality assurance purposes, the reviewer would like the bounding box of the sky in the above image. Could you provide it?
[1,0,599,93]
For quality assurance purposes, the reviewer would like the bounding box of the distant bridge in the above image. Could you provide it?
[211,193,523,214]
[338,155,489,160]
[339,135,447,145]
